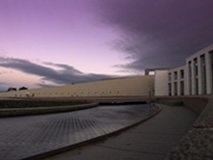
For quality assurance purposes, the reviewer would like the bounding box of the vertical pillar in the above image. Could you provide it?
[198,56,203,95]
[206,52,212,94]
[185,62,190,95]
[177,70,181,96]
[191,60,195,95]
[171,72,174,96]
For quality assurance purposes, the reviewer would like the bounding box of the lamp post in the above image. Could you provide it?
[148,84,152,115]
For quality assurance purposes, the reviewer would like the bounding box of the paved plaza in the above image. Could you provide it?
[42,104,197,160]
[0,104,150,160]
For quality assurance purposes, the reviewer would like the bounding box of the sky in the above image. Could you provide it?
[0,0,213,91]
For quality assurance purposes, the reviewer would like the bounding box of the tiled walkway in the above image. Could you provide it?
[0,104,150,160]
[42,104,197,160]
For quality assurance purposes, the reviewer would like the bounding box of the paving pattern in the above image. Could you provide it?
[0,104,150,160]
[41,104,197,160]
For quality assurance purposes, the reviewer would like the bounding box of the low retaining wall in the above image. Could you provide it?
[156,96,213,160]
[155,96,208,114]
[0,102,98,117]
[0,99,91,108]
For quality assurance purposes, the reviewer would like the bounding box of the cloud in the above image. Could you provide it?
[36,83,55,88]
[0,82,9,92]
[0,56,115,85]
[96,0,213,71]
[43,62,83,75]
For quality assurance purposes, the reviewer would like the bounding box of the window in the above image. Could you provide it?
[148,71,155,75]
[209,51,213,95]
[188,61,192,95]
[174,71,178,80]
[168,73,172,81]
[200,54,206,94]
[209,50,213,54]
[196,78,199,94]
[168,83,172,96]
[200,54,205,65]
[180,81,184,95]
[174,82,177,96]
[194,58,198,76]
[180,70,184,79]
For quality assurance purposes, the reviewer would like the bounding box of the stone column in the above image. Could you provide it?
[177,70,181,96]
[191,60,196,95]
[198,56,203,95]
[171,72,174,96]
[205,52,212,94]
[185,62,190,95]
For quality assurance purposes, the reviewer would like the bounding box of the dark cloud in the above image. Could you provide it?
[0,56,115,85]
[97,0,213,71]
[36,83,55,88]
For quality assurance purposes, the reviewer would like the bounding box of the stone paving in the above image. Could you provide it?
[166,97,213,160]
[193,98,213,128]
[165,128,213,160]
[41,104,197,160]
[0,104,150,160]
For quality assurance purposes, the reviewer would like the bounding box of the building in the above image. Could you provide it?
[166,44,213,96]
[0,75,154,99]
[0,44,213,99]
[145,68,169,96]
[137,44,213,97]
[167,66,185,96]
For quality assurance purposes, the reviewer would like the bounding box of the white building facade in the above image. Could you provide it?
[168,66,185,96]
[185,45,213,95]
[154,70,169,96]
[157,44,213,96]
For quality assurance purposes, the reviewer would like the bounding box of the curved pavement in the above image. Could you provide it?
[41,104,197,160]
[0,104,151,160]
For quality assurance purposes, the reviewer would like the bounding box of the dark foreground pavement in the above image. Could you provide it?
[0,104,152,160]
[42,104,197,160]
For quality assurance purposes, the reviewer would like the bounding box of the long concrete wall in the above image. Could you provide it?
[0,75,154,99]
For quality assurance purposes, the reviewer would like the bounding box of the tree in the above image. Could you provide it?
[7,87,17,92]
[19,86,28,90]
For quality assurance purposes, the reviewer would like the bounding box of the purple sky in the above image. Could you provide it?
[0,0,213,91]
